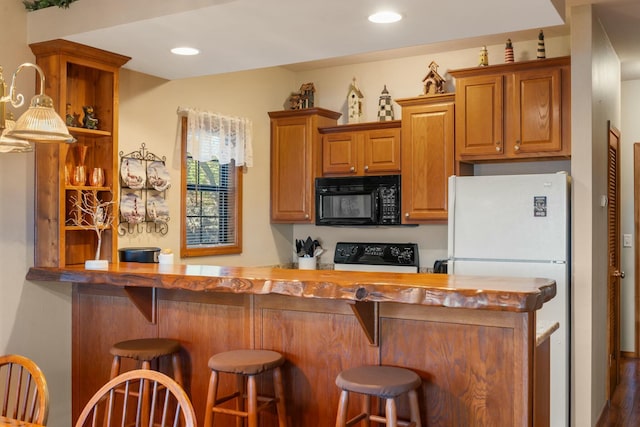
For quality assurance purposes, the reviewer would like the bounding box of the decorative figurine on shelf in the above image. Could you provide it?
[504,39,515,63]
[479,46,489,66]
[347,77,364,124]
[65,103,78,127]
[82,105,98,130]
[377,85,394,121]
[422,61,446,96]
[287,82,315,110]
[537,30,546,59]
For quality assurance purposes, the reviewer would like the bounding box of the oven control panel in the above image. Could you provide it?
[333,242,419,266]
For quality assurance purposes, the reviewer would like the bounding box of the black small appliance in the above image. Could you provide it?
[315,175,400,226]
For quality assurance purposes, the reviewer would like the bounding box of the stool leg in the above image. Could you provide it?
[385,398,398,427]
[335,390,349,427]
[235,374,244,427]
[362,394,371,427]
[109,356,121,379]
[272,366,287,427]
[407,389,421,427]
[247,375,258,427]
[204,370,219,427]
[171,353,183,387]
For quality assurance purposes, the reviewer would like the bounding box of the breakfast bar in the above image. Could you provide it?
[26,263,556,427]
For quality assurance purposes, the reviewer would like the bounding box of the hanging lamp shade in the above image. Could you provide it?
[1,63,75,144]
[0,119,33,153]
[7,93,75,143]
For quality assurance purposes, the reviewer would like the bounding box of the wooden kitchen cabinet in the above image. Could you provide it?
[396,94,455,223]
[319,121,401,176]
[269,108,340,223]
[30,39,130,267]
[450,56,570,163]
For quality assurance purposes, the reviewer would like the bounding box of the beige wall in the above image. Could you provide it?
[570,4,621,425]
[0,2,72,427]
[620,79,639,353]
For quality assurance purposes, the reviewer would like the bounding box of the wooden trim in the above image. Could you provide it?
[318,120,401,134]
[449,56,570,78]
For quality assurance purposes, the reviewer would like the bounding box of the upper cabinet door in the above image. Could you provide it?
[450,56,570,163]
[397,94,455,223]
[454,75,504,158]
[322,132,358,175]
[269,108,340,223]
[510,67,562,155]
[319,121,401,177]
[363,127,401,175]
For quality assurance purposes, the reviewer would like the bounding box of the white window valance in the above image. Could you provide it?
[178,107,253,167]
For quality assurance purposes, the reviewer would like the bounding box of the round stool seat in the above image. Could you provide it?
[110,338,181,361]
[207,349,284,375]
[336,365,421,399]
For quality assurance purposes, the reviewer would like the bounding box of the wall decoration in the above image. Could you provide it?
[504,39,514,63]
[422,61,446,95]
[479,46,489,66]
[288,82,316,109]
[347,77,364,124]
[537,30,546,59]
[118,142,169,235]
[377,85,394,121]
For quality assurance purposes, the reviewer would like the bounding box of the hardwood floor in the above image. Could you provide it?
[597,357,640,426]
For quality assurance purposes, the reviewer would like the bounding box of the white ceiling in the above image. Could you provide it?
[24,0,640,81]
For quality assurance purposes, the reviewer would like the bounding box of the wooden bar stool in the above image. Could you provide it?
[109,338,184,427]
[335,365,422,427]
[204,349,287,427]
[109,338,183,385]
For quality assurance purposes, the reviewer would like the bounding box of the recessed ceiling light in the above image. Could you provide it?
[368,11,402,24]
[171,47,200,56]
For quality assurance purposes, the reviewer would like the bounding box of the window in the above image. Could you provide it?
[180,117,242,256]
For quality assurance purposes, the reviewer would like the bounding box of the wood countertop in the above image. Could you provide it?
[26,263,556,313]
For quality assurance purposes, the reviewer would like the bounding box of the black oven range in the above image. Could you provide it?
[333,242,419,273]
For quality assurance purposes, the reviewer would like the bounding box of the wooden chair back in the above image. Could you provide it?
[0,354,49,425]
[75,369,196,427]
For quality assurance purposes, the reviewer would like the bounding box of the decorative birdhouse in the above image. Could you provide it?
[299,82,315,108]
[377,85,394,121]
[288,82,316,110]
[422,61,446,96]
[347,77,364,124]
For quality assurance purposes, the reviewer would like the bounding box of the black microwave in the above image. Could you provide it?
[315,175,401,226]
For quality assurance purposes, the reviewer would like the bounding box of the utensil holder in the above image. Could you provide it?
[298,256,316,270]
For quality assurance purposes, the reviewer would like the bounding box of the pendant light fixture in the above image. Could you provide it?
[0,63,75,148]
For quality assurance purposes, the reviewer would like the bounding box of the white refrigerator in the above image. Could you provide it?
[447,172,570,427]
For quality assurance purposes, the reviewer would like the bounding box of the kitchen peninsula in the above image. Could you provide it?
[27,263,556,427]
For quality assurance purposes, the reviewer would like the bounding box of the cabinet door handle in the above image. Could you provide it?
[364,165,369,172]
[514,140,521,151]
[495,141,501,152]
[304,214,309,219]
[405,212,410,218]
[350,166,356,172]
